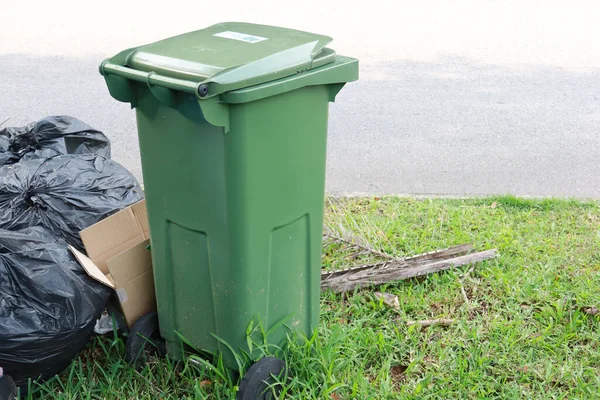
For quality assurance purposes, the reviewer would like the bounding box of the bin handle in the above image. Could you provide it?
[100,60,231,133]
[100,61,201,96]
[101,40,329,100]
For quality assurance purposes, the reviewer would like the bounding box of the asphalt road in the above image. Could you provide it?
[2,1,600,197]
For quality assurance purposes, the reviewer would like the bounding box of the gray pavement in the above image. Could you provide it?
[1,53,599,197]
[2,0,600,197]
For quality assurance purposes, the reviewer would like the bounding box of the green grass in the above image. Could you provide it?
[25,196,600,399]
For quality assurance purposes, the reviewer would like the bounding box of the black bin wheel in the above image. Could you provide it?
[0,374,17,400]
[236,357,286,400]
[125,312,166,370]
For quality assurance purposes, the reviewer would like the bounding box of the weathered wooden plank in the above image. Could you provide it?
[321,249,498,293]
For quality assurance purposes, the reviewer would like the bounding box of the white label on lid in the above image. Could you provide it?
[213,31,268,43]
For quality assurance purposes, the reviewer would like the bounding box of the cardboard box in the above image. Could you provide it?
[69,200,156,329]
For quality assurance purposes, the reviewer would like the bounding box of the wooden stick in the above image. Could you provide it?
[321,243,475,281]
[321,249,498,293]
[403,243,474,265]
[406,319,455,327]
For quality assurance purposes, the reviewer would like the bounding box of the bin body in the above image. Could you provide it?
[101,22,357,369]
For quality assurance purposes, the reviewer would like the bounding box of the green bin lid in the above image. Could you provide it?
[125,22,338,97]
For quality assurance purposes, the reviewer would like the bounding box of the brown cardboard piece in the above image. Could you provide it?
[70,200,156,329]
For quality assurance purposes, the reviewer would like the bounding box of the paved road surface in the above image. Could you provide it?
[2,1,600,197]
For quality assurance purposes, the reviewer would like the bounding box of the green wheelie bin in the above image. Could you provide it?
[100,22,357,397]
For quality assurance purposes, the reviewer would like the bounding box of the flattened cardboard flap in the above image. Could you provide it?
[80,200,149,274]
[74,199,156,329]
[107,240,152,284]
[69,245,115,289]
[106,239,156,328]
[130,201,149,234]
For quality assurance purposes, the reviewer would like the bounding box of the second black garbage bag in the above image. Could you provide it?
[0,155,144,250]
[0,116,111,166]
[0,226,111,388]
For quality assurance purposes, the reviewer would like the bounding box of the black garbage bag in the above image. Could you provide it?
[0,116,111,166]
[0,155,143,251]
[0,134,11,166]
[0,226,111,389]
